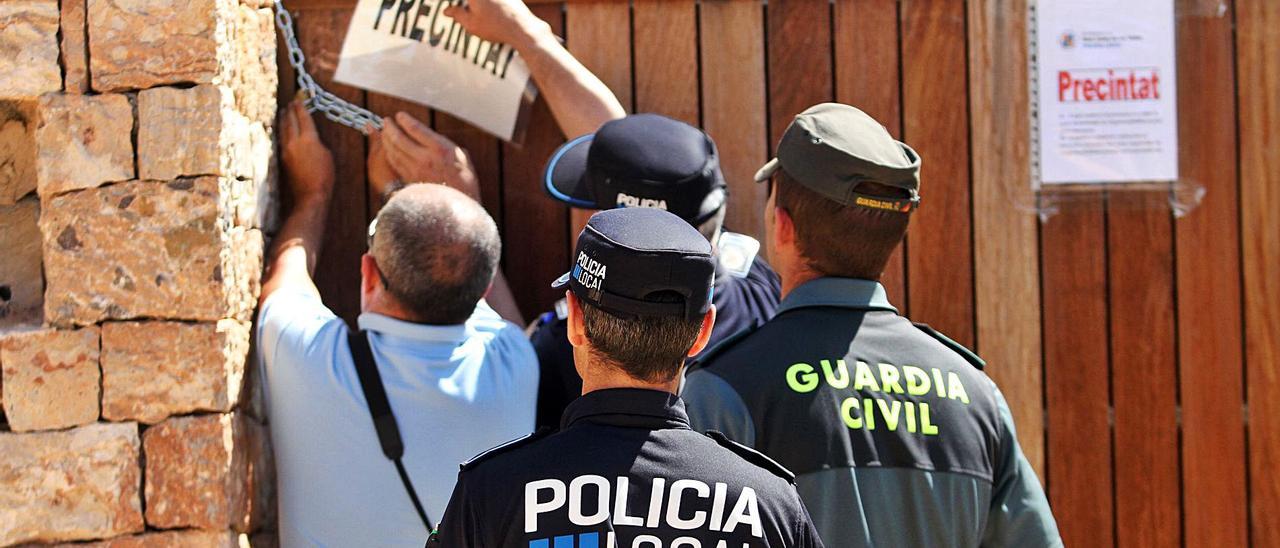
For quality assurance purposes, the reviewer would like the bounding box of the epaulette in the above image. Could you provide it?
[913,322,985,371]
[459,427,554,471]
[686,325,757,373]
[705,430,795,484]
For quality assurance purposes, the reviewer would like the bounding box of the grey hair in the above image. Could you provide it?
[370,184,500,325]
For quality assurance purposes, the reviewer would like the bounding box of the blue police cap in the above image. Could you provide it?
[543,114,728,225]
[552,208,716,320]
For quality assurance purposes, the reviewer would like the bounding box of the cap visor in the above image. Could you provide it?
[754,158,781,182]
[544,134,597,208]
[551,271,572,289]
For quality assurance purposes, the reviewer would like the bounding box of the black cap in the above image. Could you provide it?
[543,114,728,224]
[552,208,716,320]
[756,103,921,213]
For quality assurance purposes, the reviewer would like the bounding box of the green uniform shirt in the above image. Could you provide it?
[681,277,1062,548]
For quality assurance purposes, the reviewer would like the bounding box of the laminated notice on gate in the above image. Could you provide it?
[1033,0,1178,185]
[334,0,534,141]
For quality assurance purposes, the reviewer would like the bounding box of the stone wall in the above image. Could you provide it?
[0,0,277,545]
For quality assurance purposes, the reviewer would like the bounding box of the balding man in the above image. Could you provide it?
[258,101,538,547]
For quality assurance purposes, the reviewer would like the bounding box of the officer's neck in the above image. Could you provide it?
[779,267,825,300]
[579,358,681,396]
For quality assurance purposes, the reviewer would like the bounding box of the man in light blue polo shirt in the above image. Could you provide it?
[258,100,538,547]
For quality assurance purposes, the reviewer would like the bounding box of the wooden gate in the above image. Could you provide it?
[277,0,1279,545]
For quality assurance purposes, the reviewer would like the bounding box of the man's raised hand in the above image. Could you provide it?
[280,100,336,205]
[379,112,482,201]
[444,0,546,48]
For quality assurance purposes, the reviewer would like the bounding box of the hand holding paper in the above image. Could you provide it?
[444,0,545,47]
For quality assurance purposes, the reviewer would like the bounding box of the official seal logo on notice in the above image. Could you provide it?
[573,252,608,292]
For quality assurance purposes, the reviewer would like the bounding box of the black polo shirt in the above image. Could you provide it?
[427,388,823,548]
[531,255,780,429]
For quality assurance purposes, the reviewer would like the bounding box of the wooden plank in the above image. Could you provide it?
[633,0,698,125]
[286,8,370,326]
[833,0,906,307]
[1040,194,1113,548]
[700,0,769,240]
[1173,3,1248,546]
[966,0,1044,476]
[899,0,973,346]
[565,0,632,243]
[1239,0,1280,544]
[1107,190,1179,548]
[767,0,832,149]
[501,3,570,316]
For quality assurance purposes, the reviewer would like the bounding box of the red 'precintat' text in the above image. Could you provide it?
[1058,69,1160,102]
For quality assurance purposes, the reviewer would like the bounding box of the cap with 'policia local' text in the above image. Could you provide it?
[755,103,922,213]
[552,208,716,321]
[544,114,728,224]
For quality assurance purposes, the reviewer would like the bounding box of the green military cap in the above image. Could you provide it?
[755,103,921,213]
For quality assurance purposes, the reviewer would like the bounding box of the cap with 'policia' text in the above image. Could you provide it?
[544,114,728,225]
[755,103,922,213]
[552,208,716,321]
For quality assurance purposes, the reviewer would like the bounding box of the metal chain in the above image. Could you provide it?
[274,0,383,135]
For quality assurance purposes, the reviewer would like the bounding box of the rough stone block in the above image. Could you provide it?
[88,0,226,92]
[0,1,61,98]
[34,94,135,197]
[0,422,144,545]
[0,327,100,432]
[222,136,277,230]
[102,319,250,424]
[0,101,37,205]
[137,85,271,184]
[138,85,228,180]
[41,178,264,326]
[0,198,42,327]
[143,413,269,531]
[68,530,240,548]
[226,5,278,124]
[61,0,90,94]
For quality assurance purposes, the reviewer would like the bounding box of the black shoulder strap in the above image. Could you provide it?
[459,427,554,471]
[912,322,986,371]
[705,430,796,483]
[348,330,434,532]
[686,325,757,373]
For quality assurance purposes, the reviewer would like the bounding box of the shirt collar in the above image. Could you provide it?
[561,388,691,431]
[357,312,469,345]
[776,277,898,315]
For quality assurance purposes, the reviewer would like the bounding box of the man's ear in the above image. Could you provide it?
[686,304,718,357]
[360,253,379,295]
[565,291,589,348]
[773,205,797,250]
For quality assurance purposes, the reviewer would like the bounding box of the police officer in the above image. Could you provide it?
[428,207,823,548]
[531,114,780,429]
[681,104,1063,548]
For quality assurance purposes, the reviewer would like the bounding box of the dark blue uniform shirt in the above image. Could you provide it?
[427,388,824,548]
[531,255,780,429]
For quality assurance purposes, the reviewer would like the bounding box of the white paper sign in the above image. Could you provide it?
[1035,0,1178,185]
[334,0,533,141]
